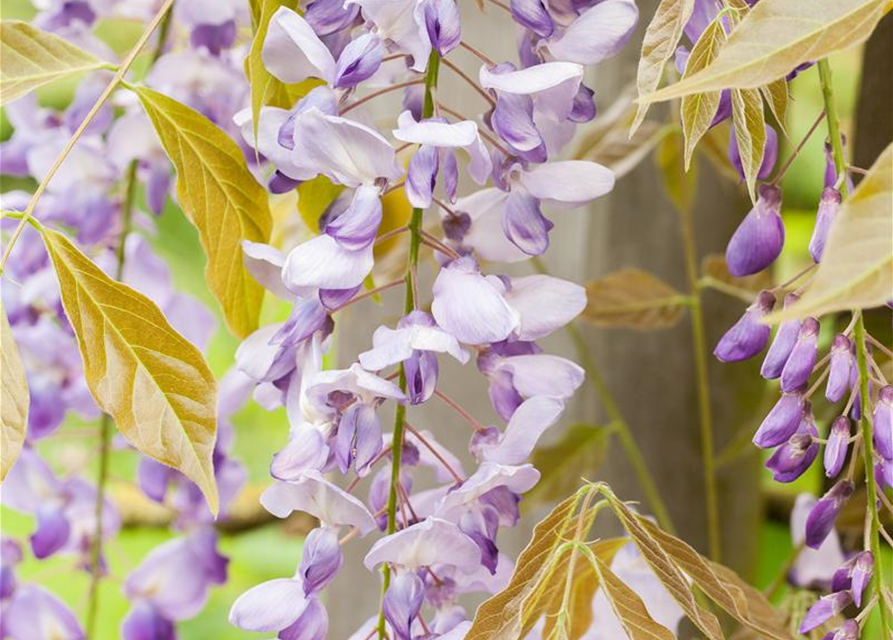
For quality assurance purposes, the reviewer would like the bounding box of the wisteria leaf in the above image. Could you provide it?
[642,0,889,102]
[680,17,726,170]
[40,228,219,514]
[730,87,765,203]
[597,486,725,640]
[1,305,28,482]
[590,555,677,640]
[656,127,698,215]
[766,142,893,322]
[134,86,273,338]
[527,424,610,508]
[298,175,344,232]
[632,0,695,133]
[466,489,596,640]
[760,79,789,135]
[0,21,112,106]
[584,269,688,330]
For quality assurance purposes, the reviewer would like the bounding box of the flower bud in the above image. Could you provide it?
[825,334,853,403]
[760,293,801,379]
[459,506,500,574]
[121,602,175,640]
[423,0,462,56]
[805,480,854,549]
[824,417,850,478]
[799,591,852,634]
[753,391,804,448]
[765,414,818,482]
[333,34,384,89]
[780,317,819,392]
[714,291,775,363]
[873,385,893,460]
[384,572,425,640]
[725,184,784,277]
[809,187,841,263]
[850,551,873,608]
[299,527,343,596]
[822,620,859,640]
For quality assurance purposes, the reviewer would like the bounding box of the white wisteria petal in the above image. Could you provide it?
[290,109,403,187]
[262,7,336,84]
[359,324,469,370]
[506,274,587,340]
[545,0,638,65]
[393,110,478,147]
[479,62,583,95]
[242,241,291,299]
[436,462,540,520]
[348,0,431,71]
[282,234,374,291]
[260,471,377,534]
[306,363,405,405]
[363,517,481,572]
[517,161,615,205]
[481,396,565,465]
[498,354,585,399]
[451,189,529,264]
[228,578,308,632]
[235,107,315,181]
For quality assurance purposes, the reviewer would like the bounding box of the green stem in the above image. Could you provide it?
[85,159,138,640]
[817,59,849,198]
[378,50,441,640]
[680,208,721,562]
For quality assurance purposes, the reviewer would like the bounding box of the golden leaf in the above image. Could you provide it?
[527,424,610,508]
[584,269,688,330]
[760,79,789,135]
[0,21,112,106]
[632,0,695,132]
[642,0,889,102]
[297,175,344,232]
[41,228,219,514]
[135,86,273,338]
[1,304,28,482]
[730,87,765,203]
[656,127,698,215]
[598,488,725,640]
[680,17,726,170]
[766,142,893,322]
[590,555,677,640]
[467,490,595,640]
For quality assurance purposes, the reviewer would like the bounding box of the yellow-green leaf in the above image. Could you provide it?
[246,0,298,146]
[298,175,344,232]
[134,86,273,338]
[760,78,789,135]
[467,490,595,640]
[1,304,28,482]
[599,488,725,640]
[527,424,610,508]
[584,269,688,330]
[656,127,698,215]
[0,21,112,106]
[730,87,765,202]
[632,0,695,133]
[680,17,726,169]
[40,228,219,513]
[767,142,893,322]
[642,0,889,102]
[590,555,677,640]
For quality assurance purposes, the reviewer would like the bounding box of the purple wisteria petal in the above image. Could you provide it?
[459,506,500,573]
[334,34,384,88]
[824,417,850,478]
[299,527,343,596]
[517,160,615,205]
[191,20,237,55]
[492,353,585,403]
[480,61,583,121]
[545,0,638,64]
[431,257,520,345]
[452,189,529,263]
[753,391,804,448]
[510,0,554,37]
[359,313,469,370]
[121,603,175,640]
[406,144,439,208]
[826,334,854,403]
[4,585,85,640]
[809,187,842,263]
[789,494,845,589]
[305,0,360,36]
[725,184,784,277]
[282,233,375,291]
[570,84,597,123]
[280,597,329,640]
[805,480,854,549]
[765,413,818,483]
[760,293,801,379]
[324,185,383,250]
[30,505,71,559]
[383,572,425,640]
[242,241,291,299]
[502,190,552,255]
[874,386,893,460]
[262,7,336,84]
[334,402,383,475]
[492,93,545,158]
[364,517,482,572]
[349,0,432,71]
[504,274,586,341]
[261,471,378,534]
[714,290,775,363]
[229,577,308,633]
[423,0,461,55]
[851,551,873,608]
[799,591,852,634]
[480,396,564,465]
[271,427,330,480]
[436,462,540,522]
[780,317,819,393]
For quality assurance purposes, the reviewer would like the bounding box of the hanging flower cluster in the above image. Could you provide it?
[226,0,636,636]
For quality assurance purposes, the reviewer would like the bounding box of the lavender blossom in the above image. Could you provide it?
[809,187,842,263]
[824,417,850,478]
[873,385,893,460]
[765,414,819,483]
[714,290,775,363]
[760,293,801,379]
[780,317,819,392]
[805,480,855,549]
[753,391,805,448]
[799,591,852,634]
[826,334,854,403]
[724,185,784,277]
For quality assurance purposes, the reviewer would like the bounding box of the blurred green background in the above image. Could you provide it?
[0,0,883,637]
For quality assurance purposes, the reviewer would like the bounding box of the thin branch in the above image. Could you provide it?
[341,79,425,115]
[404,421,464,484]
[440,58,495,107]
